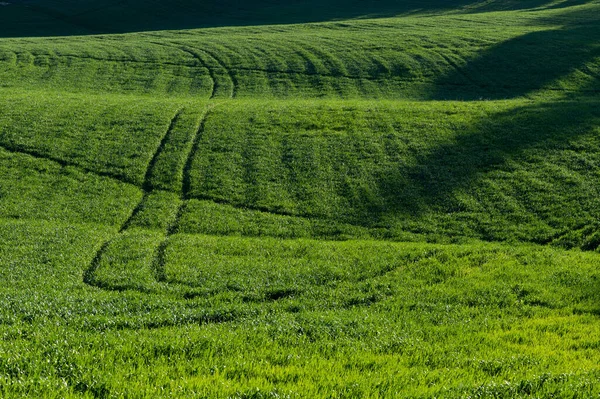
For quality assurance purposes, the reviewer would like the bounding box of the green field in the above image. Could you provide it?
[1,0,600,397]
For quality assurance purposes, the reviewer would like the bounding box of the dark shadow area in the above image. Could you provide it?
[538,0,592,9]
[431,24,600,100]
[466,0,593,11]
[381,10,600,216]
[367,16,600,245]
[0,0,590,38]
[377,97,600,214]
[365,93,600,248]
[534,2,600,24]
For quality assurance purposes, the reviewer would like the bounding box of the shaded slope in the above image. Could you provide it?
[0,0,589,38]
[432,10,600,100]
[179,99,600,249]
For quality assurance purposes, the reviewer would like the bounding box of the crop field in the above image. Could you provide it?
[0,0,600,398]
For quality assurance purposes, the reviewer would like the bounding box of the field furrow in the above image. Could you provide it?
[86,107,220,292]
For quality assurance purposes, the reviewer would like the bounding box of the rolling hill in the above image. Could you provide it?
[0,1,599,397]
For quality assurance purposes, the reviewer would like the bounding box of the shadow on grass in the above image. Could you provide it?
[431,24,600,100]
[539,0,592,10]
[365,14,600,244]
[376,98,600,215]
[0,0,593,38]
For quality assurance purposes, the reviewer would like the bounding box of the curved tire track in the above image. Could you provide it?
[83,108,185,290]
[151,106,215,285]
[154,41,236,99]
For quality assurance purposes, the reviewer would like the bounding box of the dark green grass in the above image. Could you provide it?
[0,0,586,38]
[184,98,600,249]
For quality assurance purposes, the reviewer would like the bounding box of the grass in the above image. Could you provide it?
[0,147,140,226]
[0,91,200,185]
[0,0,600,397]
[1,223,599,397]
[0,3,598,100]
[0,0,584,38]
[184,99,600,249]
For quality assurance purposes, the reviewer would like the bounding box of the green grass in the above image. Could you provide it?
[0,147,140,226]
[1,0,585,38]
[184,99,600,249]
[1,223,599,397]
[0,91,201,185]
[1,0,600,397]
[1,3,598,99]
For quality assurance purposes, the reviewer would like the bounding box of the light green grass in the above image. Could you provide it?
[1,224,599,397]
[1,1,600,397]
[0,91,195,185]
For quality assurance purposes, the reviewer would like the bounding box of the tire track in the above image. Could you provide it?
[196,44,238,98]
[152,106,215,283]
[82,240,112,287]
[150,41,218,99]
[152,41,236,99]
[0,137,343,233]
[118,192,150,234]
[143,109,183,192]
[178,46,224,99]
[9,43,595,97]
[83,108,185,289]
[181,107,213,198]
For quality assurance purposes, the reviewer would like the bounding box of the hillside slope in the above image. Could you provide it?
[1,3,598,99]
[0,1,599,398]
